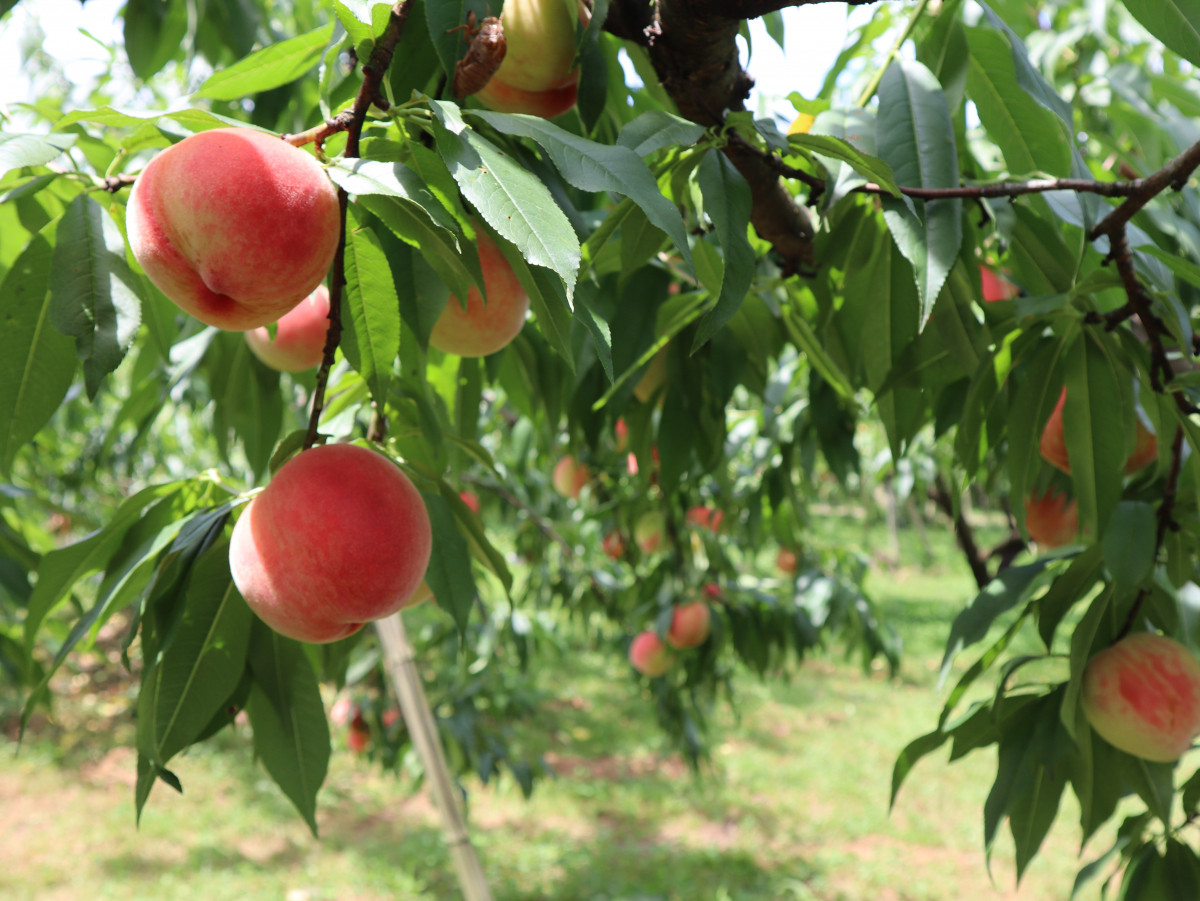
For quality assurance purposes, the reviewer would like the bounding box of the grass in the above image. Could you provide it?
[1,513,1099,901]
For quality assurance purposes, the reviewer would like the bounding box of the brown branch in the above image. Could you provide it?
[1089,138,1200,240]
[101,173,138,193]
[604,0,814,274]
[930,475,991,591]
[283,110,357,151]
[856,176,1141,201]
[302,0,414,450]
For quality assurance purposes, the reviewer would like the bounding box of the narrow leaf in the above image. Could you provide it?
[342,207,400,403]
[196,25,335,100]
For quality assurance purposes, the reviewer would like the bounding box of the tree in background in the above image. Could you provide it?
[4,0,1200,895]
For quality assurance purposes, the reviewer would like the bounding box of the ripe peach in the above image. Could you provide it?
[1081,632,1200,762]
[686,505,724,533]
[629,630,674,677]
[666,602,711,649]
[552,455,590,499]
[979,265,1018,302]
[126,128,340,330]
[634,511,666,554]
[429,228,530,357]
[777,548,798,575]
[459,490,481,514]
[229,443,432,643]
[1024,489,1078,548]
[1040,388,1157,475]
[702,582,721,599]
[347,709,370,753]
[244,285,331,371]
[614,418,629,452]
[602,530,626,560]
[475,0,581,118]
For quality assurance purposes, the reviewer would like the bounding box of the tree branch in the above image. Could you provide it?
[603,0,814,273]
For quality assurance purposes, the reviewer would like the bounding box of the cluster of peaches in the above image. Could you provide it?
[123,0,582,646]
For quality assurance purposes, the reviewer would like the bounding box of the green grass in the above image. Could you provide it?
[1,514,1097,901]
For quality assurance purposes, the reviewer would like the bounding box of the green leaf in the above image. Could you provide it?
[617,110,708,158]
[1007,693,1070,882]
[421,490,476,636]
[1122,0,1200,69]
[49,196,142,399]
[124,0,188,80]
[1061,585,1112,742]
[0,233,76,478]
[876,59,963,325]
[468,110,694,273]
[1063,332,1130,538]
[492,236,574,365]
[327,158,478,304]
[342,206,400,404]
[0,133,76,179]
[195,25,335,100]
[1123,755,1175,827]
[1036,544,1104,650]
[246,624,330,836]
[787,133,902,196]
[143,542,252,763]
[1103,502,1158,597]
[693,150,754,348]
[890,728,951,808]
[430,100,581,302]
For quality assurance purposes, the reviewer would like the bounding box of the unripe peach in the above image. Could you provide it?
[1040,388,1157,476]
[475,0,581,118]
[979,265,1018,302]
[634,511,666,554]
[629,630,674,677]
[1024,489,1079,549]
[230,444,432,643]
[244,285,331,372]
[1081,632,1200,762]
[552,455,590,499]
[127,128,340,330]
[429,229,530,357]
[666,602,711,649]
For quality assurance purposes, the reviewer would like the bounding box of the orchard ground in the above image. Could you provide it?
[1,513,1110,901]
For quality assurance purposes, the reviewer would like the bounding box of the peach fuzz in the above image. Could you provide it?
[629,631,674,677]
[244,285,331,372]
[1039,388,1157,476]
[126,128,340,330]
[1023,489,1078,549]
[1081,632,1200,762]
[666,602,711,649]
[229,444,432,644]
[429,229,530,357]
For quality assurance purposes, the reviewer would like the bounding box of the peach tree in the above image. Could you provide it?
[4,0,1200,894]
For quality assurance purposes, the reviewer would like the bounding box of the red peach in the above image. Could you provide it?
[229,444,432,643]
[459,490,481,514]
[1039,388,1157,475]
[1081,632,1200,762]
[602,531,626,560]
[244,285,331,371]
[429,228,530,357]
[1024,489,1079,548]
[686,505,724,533]
[666,602,711,649]
[629,630,674,677]
[979,265,1018,302]
[126,128,340,330]
[552,455,590,499]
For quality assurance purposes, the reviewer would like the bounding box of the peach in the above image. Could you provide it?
[429,228,530,357]
[126,128,340,330]
[602,530,626,560]
[979,265,1018,302]
[686,505,724,533]
[347,708,370,753]
[1024,489,1078,548]
[229,443,432,643]
[1081,632,1200,762]
[244,285,331,371]
[552,455,590,499]
[614,418,629,452]
[666,602,710,649]
[1039,388,1157,475]
[459,490,481,514]
[777,548,798,575]
[629,630,674,677]
[475,0,581,118]
[634,511,666,554]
